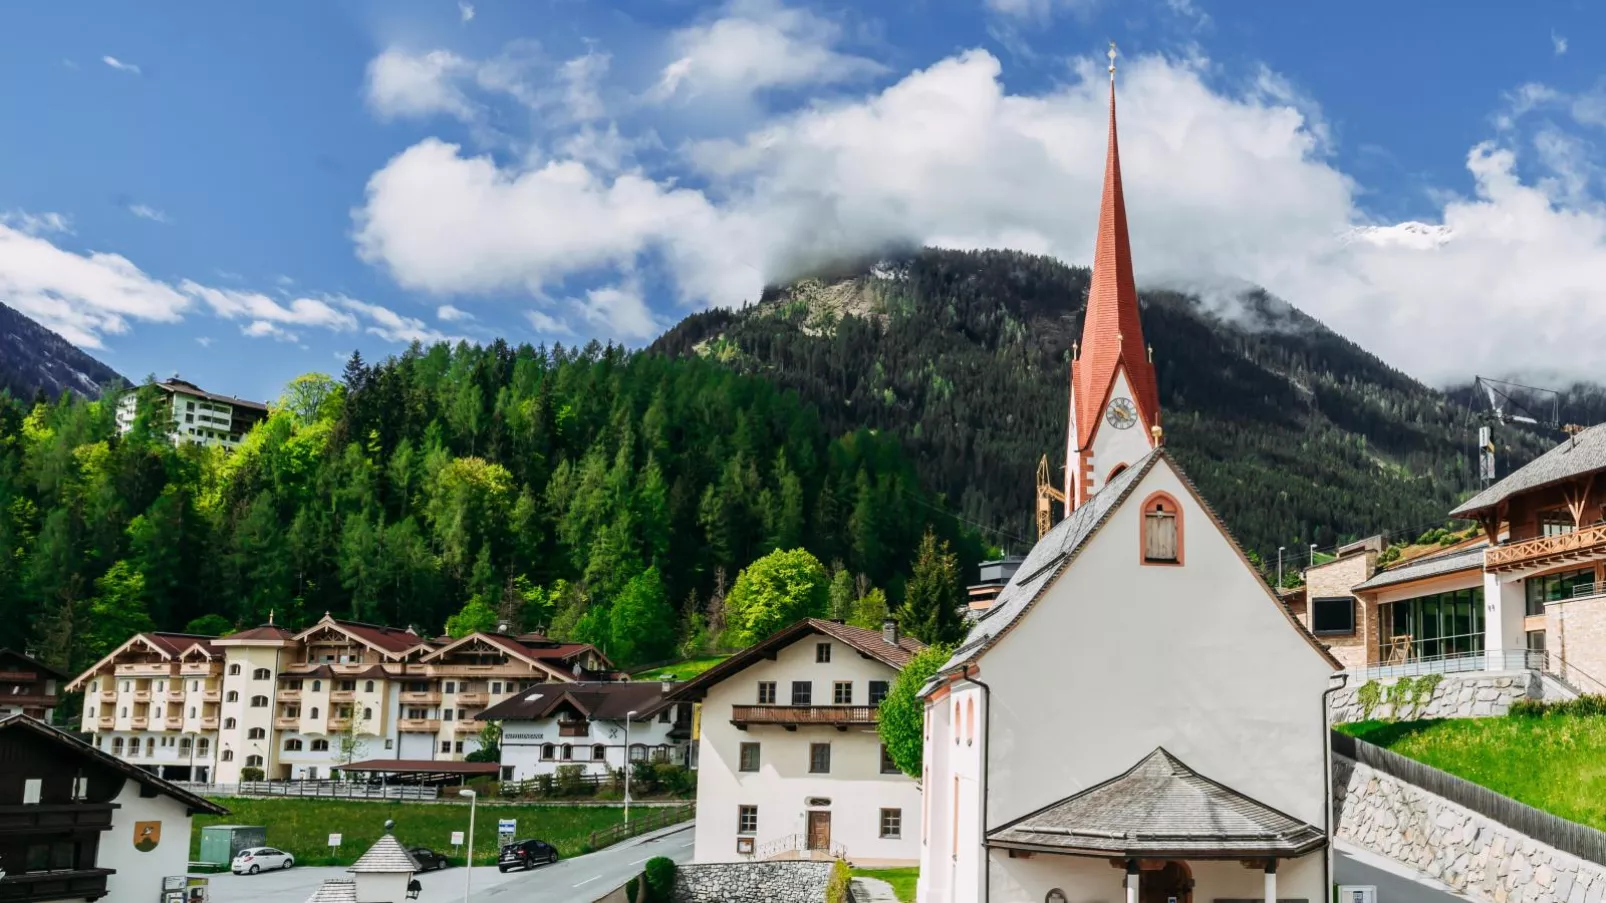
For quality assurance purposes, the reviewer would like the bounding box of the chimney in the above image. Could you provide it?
[882,619,899,646]
[661,681,673,695]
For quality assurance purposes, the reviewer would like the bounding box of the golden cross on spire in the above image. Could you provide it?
[1108,41,1118,81]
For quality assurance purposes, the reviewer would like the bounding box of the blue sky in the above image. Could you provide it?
[1,0,1603,401]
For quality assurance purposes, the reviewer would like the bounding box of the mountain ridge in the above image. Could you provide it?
[0,301,125,400]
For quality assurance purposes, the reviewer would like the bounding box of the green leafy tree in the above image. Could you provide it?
[279,373,343,423]
[897,530,965,645]
[722,548,829,645]
[609,566,676,668]
[466,720,501,762]
[83,561,154,663]
[184,614,234,636]
[827,567,856,621]
[445,597,500,638]
[878,643,952,778]
[848,587,890,631]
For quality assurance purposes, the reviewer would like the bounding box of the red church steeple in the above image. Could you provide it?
[1065,43,1161,509]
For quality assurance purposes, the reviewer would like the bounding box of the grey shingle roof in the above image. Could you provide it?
[987,748,1325,858]
[1352,543,1487,592]
[1452,423,1606,518]
[936,452,1161,675]
[304,880,358,903]
[347,834,420,873]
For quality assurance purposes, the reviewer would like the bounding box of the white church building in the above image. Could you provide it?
[917,46,1343,903]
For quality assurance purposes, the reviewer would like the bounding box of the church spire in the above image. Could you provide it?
[1066,43,1162,509]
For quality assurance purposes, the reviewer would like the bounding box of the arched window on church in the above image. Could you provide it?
[1108,463,1128,482]
[965,698,975,747]
[1140,492,1182,565]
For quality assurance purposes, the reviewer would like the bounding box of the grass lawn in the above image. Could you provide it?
[633,654,730,681]
[1341,716,1606,830]
[852,867,919,902]
[192,798,625,867]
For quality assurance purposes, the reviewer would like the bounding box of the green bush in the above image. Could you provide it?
[630,760,661,794]
[825,859,851,903]
[240,766,265,781]
[555,765,590,796]
[1508,694,1606,718]
[652,763,696,797]
[535,773,556,796]
[625,876,641,902]
[643,856,677,903]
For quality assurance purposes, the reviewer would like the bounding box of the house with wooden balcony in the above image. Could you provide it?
[482,681,690,782]
[0,713,226,903]
[670,618,925,868]
[0,650,65,724]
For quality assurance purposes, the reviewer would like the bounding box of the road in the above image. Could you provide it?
[1335,841,1473,902]
[204,822,695,903]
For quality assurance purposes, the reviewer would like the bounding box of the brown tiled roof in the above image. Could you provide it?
[0,714,228,814]
[338,620,426,654]
[220,625,296,642]
[144,632,219,657]
[155,377,270,413]
[669,618,926,703]
[988,747,1324,858]
[478,681,679,722]
[1072,77,1160,454]
[0,648,66,680]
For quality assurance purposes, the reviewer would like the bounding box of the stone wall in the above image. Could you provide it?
[672,862,835,903]
[1548,591,1606,696]
[1328,671,1539,723]
[1335,756,1606,903]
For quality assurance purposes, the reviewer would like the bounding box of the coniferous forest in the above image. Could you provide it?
[0,342,985,676]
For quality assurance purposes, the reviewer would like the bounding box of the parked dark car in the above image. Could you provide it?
[498,838,559,872]
[408,847,451,871]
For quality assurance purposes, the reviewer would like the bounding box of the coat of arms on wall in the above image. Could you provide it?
[134,821,162,852]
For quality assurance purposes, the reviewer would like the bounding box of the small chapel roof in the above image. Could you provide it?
[986,748,1326,859]
[347,832,420,873]
[304,879,357,903]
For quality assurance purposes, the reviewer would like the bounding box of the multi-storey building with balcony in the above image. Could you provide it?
[673,618,925,867]
[67,614,622,783]
[0,650,65,723]
[114,376,269,450]
[0,713,227,903]
[485,681,692,781]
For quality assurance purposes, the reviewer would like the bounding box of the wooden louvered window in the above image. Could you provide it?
[1141,493,1181,565]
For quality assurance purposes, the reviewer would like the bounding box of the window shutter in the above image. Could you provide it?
[1144,512,1177,562]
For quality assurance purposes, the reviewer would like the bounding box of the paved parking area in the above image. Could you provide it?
[201,823,694,903]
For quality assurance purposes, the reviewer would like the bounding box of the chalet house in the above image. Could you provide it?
[919,53,1341,903]
[479,681,692,781]
[0,713,227,903]
[672,618,925,867]
[67,615,622,783]
[0,651,64,724]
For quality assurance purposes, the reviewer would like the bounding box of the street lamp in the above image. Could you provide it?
[1277,546,1285,589]
[624,710,638,826]
[458,789,477,903]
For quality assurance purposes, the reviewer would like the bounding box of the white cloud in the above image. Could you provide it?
[242,320,298,341]
[364,49,476,121]
[436,304,475,322]
[195,336,213,348]
[129,204,169,223]
[652,0,883,103]
[340,297,459,343]
[0,210,72,236]
[102,55,141,75]
[1553,32,1568,56]
[982,0,1097,21]
[459,1,475,23]
[0,224,191,347]
[182,282,360,333]
[525,309,572,335]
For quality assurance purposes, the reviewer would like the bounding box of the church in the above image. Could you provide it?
[916,47,1342,903]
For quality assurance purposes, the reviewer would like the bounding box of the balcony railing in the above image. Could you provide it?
[130,716,148,729]
[729,705,879,729]
[0,802,117,834]
[454,720,480,734]
[97,690,117,704]
[200,689,221,702]
[558,722,590,737]
[1487,522,1606,572]
[117,662,175,677]
[328,718,352,732]
[1571,581,1606,600]
[274,717,299,730]
[181,662,219,675]
[329,690,356,703]
[0,867,113,902]
[276,689,301,701]
[95,715,114,730]
[398,718,441,732]
[400,691,441,704]
[165,686,186,700]
[455,691,488,706]
[163,716,184,730]
[2,695,57,708]
[130,690,150,702]
[200,716,219,730]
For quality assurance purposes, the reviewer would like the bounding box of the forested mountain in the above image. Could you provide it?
[0,301,124,400]
[653,248,1571,562]
[0,343,984,676]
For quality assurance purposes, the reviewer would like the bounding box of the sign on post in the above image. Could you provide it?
[450,831,465,846]
[497,818,517,838]
[328,833,342,848]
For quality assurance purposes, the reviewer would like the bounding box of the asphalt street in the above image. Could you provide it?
[203,822,695,903]
[1335,841,1473,903]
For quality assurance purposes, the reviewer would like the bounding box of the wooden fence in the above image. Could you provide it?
[1333,730,1606,866]
[174,780,439,800]
[586,803,694,851]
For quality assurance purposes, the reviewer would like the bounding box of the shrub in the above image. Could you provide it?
[652,763,695,797]
[643,856,677,903]
[825,859,851,903]
[555,765,589,796]
[624,876,641,902]
[240,766,265,781]
[1508,693,1606,718]
[535,773,556,796]
[631,760,661,795]
[1510,698,1549,718]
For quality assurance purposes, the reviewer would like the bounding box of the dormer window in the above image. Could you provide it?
[1140,493,1183,565]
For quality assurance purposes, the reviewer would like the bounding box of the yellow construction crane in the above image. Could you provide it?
[1036,455,1067,539]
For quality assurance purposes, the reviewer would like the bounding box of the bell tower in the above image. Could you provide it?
[1066,43,1162,511]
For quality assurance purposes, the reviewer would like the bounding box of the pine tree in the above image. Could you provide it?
[897,530,964,645]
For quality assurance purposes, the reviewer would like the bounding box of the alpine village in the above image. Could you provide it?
[5,22,1606,903]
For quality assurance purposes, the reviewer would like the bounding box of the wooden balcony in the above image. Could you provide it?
[400,691,441,705]
[117,662,175,677]
[0,867,113,902]
[558,722,590,737]
[129,716,148,729]
[97,690,117,704]
[163,716,184,730]
[200,689,221,702]
[277,688,301,702]
[455,691,488,706]
[329,690,356,703]
[165,686,185,700]
[328,718,352,732]
[95,715,114,730]
[130,690,150,702]
[0,802,117,835]
[200,716,219,730]
[1487,523,1606,572]
[275,716,299,730]
[2,695,57,708]
[398,718,441,733]
[181,661,219,675]
[454,720,480,733]
[729,705,880,731]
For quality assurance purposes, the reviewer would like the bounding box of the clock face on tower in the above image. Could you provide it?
[1105,397,1139,430]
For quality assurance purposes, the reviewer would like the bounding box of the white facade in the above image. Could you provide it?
[920,456,1339,903]
[501,711,687,780]
[690,625,921,867]
[1081,366,1157,497]
[98,779,202,902]
[115,379,266,450]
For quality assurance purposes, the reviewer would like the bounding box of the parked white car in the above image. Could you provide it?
[232,847,294,874]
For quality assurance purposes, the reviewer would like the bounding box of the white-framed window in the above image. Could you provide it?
[247,727,265,739]
[253,668,271,680]
[249,695,268,708]
[245,755,264,767]
[228,664,241,676]
[880,808,902,839]
[816,643,831,663]
[738,806,758,835]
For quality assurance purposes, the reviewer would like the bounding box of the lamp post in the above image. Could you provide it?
[1310,543,1319,567]
[458,789,477,903]
[1277,546,1285,589]
[624,710,638,826]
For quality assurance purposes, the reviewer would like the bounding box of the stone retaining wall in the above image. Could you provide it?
[1335,756,1606,903]
[672,862,834,903]
[1329,671,1539,723]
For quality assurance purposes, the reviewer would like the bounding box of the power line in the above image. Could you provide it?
[893,483,1033,549]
